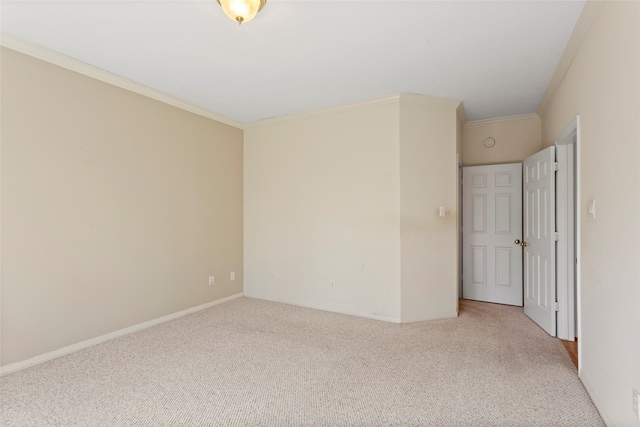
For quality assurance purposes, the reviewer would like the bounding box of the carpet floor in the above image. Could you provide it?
[0,297,603,426]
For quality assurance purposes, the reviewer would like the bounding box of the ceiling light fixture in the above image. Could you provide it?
[217,0,266,25]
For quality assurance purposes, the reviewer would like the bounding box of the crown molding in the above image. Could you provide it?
[245,94,403,129]
[0,33,244,130]
[456,102,467,127]
[464,113,540,129]
[245,93,461,129]
[537,0,604,118]
[398,92,461,110]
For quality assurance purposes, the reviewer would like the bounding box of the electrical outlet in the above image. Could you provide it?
[330,279,336,288]
[209,276,215,286]
[633,388,639,420]
[230,272,235,281]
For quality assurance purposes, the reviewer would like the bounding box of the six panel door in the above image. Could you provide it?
[462,163,523,306]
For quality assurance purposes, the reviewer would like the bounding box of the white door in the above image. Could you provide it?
[463,163,522,306]
[523,147,557,336]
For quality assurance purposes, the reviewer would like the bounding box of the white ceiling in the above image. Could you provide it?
[1,0,585,124]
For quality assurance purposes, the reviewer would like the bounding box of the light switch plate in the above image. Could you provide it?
[587,199,596,218]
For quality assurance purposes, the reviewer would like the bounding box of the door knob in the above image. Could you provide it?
[520,241,527,247]
[515,239,521,245]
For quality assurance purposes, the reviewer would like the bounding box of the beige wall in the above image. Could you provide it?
[539,2,640,425]
[1,48,244,366]
[399,95,459,322]
[462,114,541,166]
[244,99,403,321]
[244,94,459,322]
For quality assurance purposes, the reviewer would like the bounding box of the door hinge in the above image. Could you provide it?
[554,232,559,242]
[553,302,560,312]
[553,162,559,171]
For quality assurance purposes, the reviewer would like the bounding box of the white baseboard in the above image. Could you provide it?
[0,293,244,376]
[579,369,612,426]
[245,292,402,324]
[245,292,457,324]
[400,311,458,323]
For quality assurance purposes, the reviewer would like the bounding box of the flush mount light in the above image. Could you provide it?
[483,137,496,148]
[217,0,266,25]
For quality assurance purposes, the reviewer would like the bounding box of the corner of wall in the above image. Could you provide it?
[0,34,244,129]
[536,1,605,119]
[398,97,459,323]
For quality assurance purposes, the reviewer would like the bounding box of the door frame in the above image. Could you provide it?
[555,116,580,356]
[458,154,463,301]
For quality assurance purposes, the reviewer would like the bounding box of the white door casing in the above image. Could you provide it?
[462,163,523,306]
[523,146,557,336]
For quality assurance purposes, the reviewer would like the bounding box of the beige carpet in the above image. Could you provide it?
[0,297,603,426]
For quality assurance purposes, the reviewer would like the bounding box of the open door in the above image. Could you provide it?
[523,146,556,336]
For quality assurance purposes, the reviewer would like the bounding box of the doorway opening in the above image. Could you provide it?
[555,116,580,367]
[460,116,580,366]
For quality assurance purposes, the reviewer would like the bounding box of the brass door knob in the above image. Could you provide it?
[515,239,521,245]
[521,241,527,247]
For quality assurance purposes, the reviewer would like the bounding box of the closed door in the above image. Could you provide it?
[523,147,557,336]
[463,163,522,306]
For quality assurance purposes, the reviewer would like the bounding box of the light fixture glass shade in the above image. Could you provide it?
[217,0,266,24]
